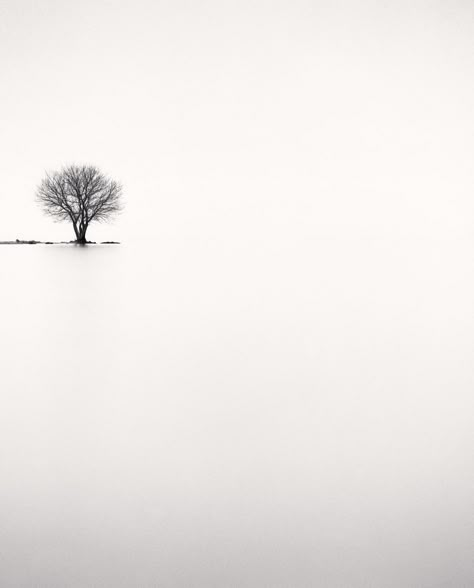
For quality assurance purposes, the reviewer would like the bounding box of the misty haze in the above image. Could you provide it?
[1,0,473,587]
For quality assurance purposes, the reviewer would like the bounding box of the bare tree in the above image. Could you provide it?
[36,164,123,243]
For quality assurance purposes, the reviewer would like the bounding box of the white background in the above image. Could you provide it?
[0,1,473,587]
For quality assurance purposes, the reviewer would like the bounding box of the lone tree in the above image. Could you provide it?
[36,164,123,243]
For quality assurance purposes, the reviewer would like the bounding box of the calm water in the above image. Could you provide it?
[1,236,473,587]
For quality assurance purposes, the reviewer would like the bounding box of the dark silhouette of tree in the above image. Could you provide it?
[36,165,123,243]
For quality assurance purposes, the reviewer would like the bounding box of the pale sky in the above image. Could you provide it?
[1,0,474,242]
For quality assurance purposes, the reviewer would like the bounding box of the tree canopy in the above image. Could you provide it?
[36,164,123,242]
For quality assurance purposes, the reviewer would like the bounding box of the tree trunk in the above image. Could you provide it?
[76,224,88,244]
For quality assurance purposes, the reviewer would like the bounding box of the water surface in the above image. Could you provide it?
[1,236,473,587]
